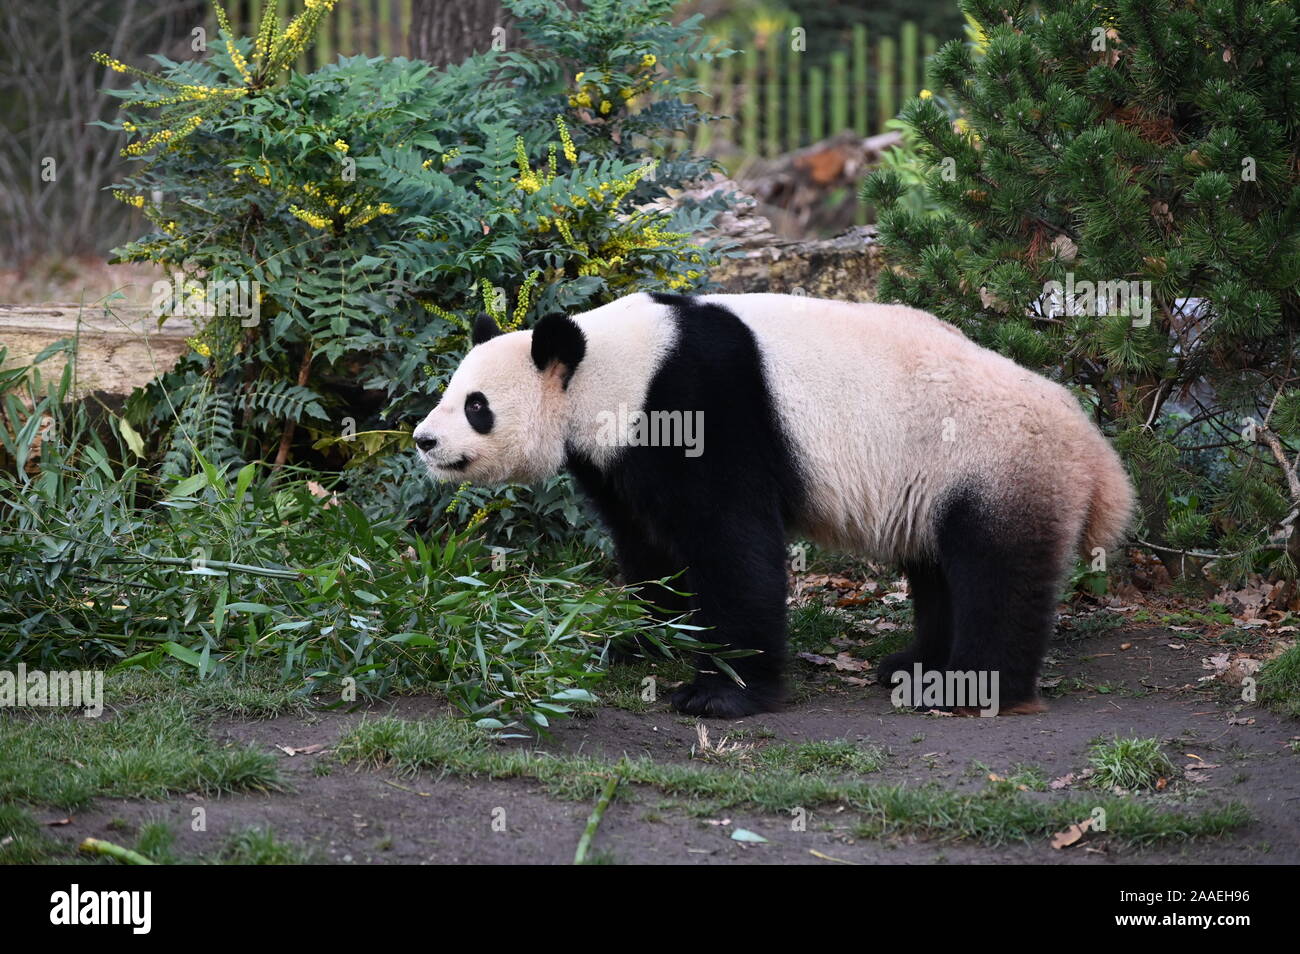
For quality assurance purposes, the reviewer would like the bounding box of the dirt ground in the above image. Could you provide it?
[42,616,1300,865]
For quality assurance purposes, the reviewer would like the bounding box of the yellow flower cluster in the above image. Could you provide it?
[95,54,132,74]
[420,301,461,325]
[229,43,253,85]
[112,190,146,208]
[506,270,541,331]
[568,52,659,114]
[289,204,332,230]
[555,116,577,163]
[231,162,272,186]
[423,146,461,170]
[344,202,398,230]
[119,114,200,156]
[333,139,349,153]
[514,136,543,193]
[571,161,652,210]
[444,482,472,514]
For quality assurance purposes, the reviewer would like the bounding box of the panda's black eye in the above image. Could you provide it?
[464,391,494,434]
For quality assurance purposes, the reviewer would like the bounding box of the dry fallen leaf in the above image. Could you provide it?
[277,743,327,757]
[1051,816,1098,850]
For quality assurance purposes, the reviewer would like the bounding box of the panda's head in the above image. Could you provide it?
[413,311,586,485]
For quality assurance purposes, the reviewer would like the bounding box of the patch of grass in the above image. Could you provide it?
[1070,612,1124,638]
[849,785,1245,846]
[1162,607,1234,627]
[788,601,847,653]
[972,762,1050,792]
[0,701,285,811]
[336,716,1249,847]
[216,826,317,865]
[598,659,693,712]
[104,669,309,719]
[755,739,888,775]
[0,804,65,864]
[134,821,180,865]
[1088,737,1178,791]
[1258,644,1300,719]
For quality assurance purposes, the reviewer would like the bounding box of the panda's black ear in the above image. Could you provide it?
[471,312,503,346]
[530,313,586,387]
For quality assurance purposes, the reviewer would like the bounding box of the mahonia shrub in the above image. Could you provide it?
[103,0,727,533]
[862,0,1300,582]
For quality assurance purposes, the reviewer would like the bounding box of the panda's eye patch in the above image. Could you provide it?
[464,391,494,434]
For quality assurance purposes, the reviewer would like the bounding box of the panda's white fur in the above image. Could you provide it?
[415,292,1135,718]
[708,294,1131,562]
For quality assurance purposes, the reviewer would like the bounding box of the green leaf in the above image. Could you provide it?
[117,416,146,458]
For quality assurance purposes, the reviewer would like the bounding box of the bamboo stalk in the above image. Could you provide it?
[694,59,713,154]
[80,838,157,865]
[808,66,824,143]
[718,54,735,149]
[765,37,780,158]
[573,771,621,865]
[901,21,919,99]
[877,36,896,131]
[830,50,848,133]
[105,556,302,580]
[317,0,334,66]
[787,23,801,151]
[741,45,759,158]
[852,24,868,135]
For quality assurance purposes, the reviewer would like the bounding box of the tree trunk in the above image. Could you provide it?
[409,0,510,68]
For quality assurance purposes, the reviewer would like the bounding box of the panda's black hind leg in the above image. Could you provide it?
[877,561,952,690]
[936,489,1062,712]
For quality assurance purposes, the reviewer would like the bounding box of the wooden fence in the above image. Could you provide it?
[695,23,942,157]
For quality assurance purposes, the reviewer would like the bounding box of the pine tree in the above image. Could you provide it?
[863,0,1300,584]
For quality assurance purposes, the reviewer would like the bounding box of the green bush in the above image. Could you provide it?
[0,346,709,732]
[862,0,1300,581]
[101,0,727,536]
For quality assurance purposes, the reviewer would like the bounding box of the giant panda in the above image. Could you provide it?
[413,292,1135,718]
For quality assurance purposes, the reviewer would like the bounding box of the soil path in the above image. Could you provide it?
[47,623,1300,864]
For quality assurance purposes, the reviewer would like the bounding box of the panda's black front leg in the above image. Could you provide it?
[605,524,691,662]
[669,506,789,718]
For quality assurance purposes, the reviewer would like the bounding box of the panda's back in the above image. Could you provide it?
[697,294,1105,559]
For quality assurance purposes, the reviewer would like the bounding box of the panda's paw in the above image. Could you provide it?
[877,647,921,686]
[671,679,781,718]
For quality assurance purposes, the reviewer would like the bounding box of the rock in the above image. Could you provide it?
[709,225,884,300]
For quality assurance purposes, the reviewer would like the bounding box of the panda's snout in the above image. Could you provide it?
[414,434,438,452]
